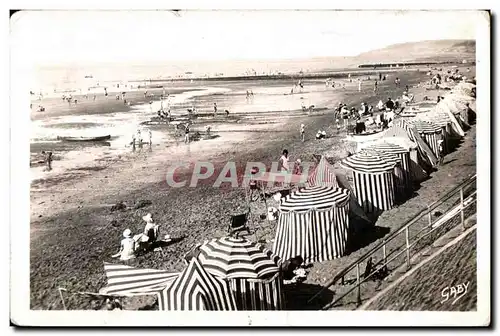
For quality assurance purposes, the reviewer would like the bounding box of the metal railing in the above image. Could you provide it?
[308,174,477,309]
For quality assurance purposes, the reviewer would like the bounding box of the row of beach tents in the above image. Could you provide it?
[66,81,476,311]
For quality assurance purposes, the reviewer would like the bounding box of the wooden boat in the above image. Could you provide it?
[57,135,111,142]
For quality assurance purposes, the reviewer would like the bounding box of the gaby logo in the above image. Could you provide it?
[165,161,315,188]
[440,281,470,305]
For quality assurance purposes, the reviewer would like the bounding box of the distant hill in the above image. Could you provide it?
[353,39,476,64]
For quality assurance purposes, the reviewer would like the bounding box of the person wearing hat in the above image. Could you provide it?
[300,124,305,142]
[142,213,160,244]
[113,229,136,261]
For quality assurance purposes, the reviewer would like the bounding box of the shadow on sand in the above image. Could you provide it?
[283,282,336,310]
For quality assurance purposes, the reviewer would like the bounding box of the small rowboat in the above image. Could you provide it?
[57,135,111,142]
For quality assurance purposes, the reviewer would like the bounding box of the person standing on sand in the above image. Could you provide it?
[279,149,290,172]
[300,124,305,142]
[184,123,190,144]
[131,133,136,151]
[213,103,218,117]
[358,79,362,92]
[148,129,152,146]
[137,129,143,148]
[374,80,378,92]
[438,139,445,165]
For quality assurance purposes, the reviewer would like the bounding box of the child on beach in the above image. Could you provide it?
[300,124,305,142]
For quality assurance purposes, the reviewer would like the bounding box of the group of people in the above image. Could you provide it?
[113,213,167,261]
[131,128,152,150]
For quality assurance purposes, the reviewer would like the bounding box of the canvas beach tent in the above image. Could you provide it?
[340,151,397,213]
[198,236,284,310]
[391,118,438,168]
[159,257,237,311]
[273,186,351,264]
[307,156,370,223]
[382,127,428,183]
[406,120,445,160]
[363,142,413,197]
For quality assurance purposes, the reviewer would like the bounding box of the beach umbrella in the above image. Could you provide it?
[273,186,351,264]
[406,120,445,159]
[100,263,179,296]
[198,236,280,279]
[340,151,397,213]
[159,257,237,311]
[198,236,284,310]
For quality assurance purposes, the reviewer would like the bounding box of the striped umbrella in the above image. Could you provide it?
[340,151,396,213]
[340,151,397,174]
[198,236,280,280]
[273,186,351,263]
[363,143,412,197]
[307,156,339,187]
[198,237,283,310]
[100,263,179,296]
[407,120,444,158]
[159,257,237,311]
[280,185,350,211]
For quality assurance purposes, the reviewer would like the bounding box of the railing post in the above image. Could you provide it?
[460,187,465,230]
[427,205,433,232]
[405,227,411,271]
[356,263,361,307]
[382,243,387,266]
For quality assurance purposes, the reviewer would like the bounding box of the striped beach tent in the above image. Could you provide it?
[100,263,179,296]
[198,236,284,310]
[382,130,428,183]
[340,151,397,213]
[273,186,351,264]
[407,120,445,159]
[307,156,339,187]
[363,142,412,196]
[159,257,237,311]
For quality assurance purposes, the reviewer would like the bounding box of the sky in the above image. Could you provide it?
[11,10,482,67]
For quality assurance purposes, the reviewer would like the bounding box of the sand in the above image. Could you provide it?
[29,66,476,310]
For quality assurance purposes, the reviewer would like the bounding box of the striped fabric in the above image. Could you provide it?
[197,237,284,311]
[229,273,283,310]
[100,263,179,296]
[273,186,351,264]
[280,186,350,211]
[353,170,395,213]
[340,151,396,213]
[159,258,237,311]
[198,237,280,279]
[407,120,444,158]
[307,157,339,187]
[363,142,412,193]
[340,150,397,174]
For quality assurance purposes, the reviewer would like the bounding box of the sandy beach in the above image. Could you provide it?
[29,66,476,310]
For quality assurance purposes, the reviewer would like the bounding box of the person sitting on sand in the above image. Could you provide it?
[280,256,304,281]
[279,149,290,172]
[113,229,137,261]
[376,100,384,111]
[142,213,160,244]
